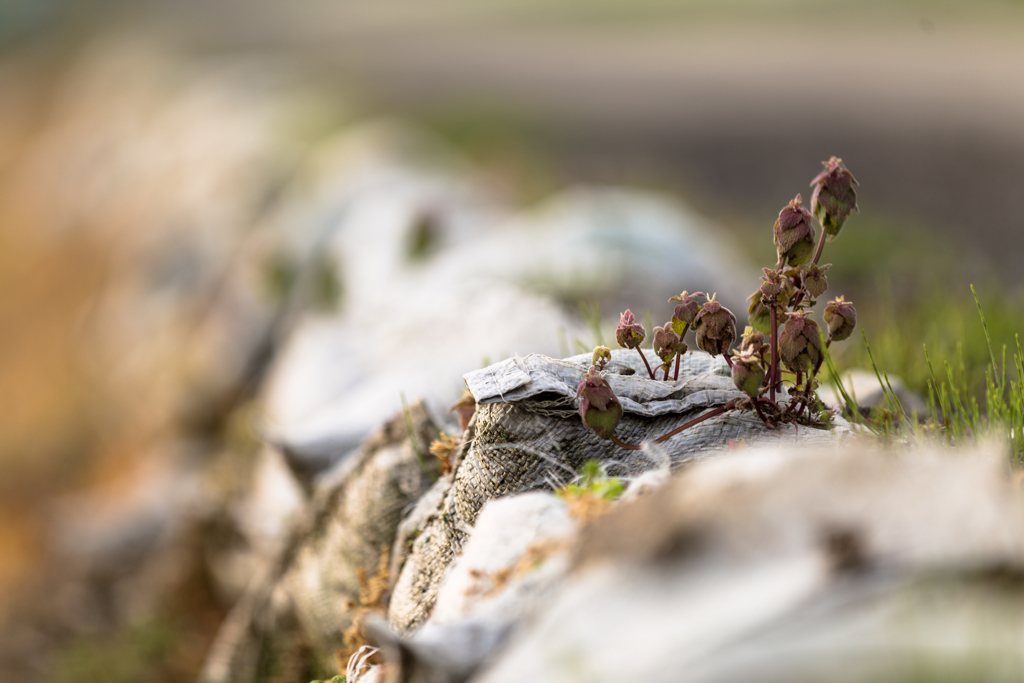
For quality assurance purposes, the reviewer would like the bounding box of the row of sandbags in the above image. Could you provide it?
[11,41,754,468]
[372,440,1024,683]
[6,42,765,682]
[12,42,981,683]
[200,359,1024,683]
[199,346,851,681]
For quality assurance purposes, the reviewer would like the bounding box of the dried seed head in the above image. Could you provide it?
[779,310,823,375]
[747,288,772,335]
[653,323,683,364]
[740,325,767,362]
[774,194,816,266]
[731,349,766,398]
[802,263,831,300]
[748,270,793,335]
[810,157,859,241]
[823,296,857,342]
[758,268,793,306]
[693,298,737,357]
[669,290,704,331]
[576,366,623,440]
[616,309,646,349]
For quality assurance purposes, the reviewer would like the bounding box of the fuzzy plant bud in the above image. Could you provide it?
[616,309,646,349]
[693,298,736,357]
[779,311,823,376]
[758,268,793,306]
[747,289,772,335]
[576,366,623,440]
[747,270,792,335]
[653,323,684,364]
[592,345,612,370]
[802,263,830,300]
[774,195,816,266]
[810,157,859,241]
[740,325,768,363]
[731,349,766,399]
[669,291,704,334]
[823,296,857,342]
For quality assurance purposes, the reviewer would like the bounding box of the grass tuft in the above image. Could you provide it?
[859,286,1024,465]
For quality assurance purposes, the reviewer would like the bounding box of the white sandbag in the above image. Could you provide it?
[478,442,1024,683]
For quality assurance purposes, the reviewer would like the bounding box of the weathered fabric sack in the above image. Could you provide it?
[200,402,440,683]
[388,350,839,633]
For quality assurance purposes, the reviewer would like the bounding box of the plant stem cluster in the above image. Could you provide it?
[577,157,861,446]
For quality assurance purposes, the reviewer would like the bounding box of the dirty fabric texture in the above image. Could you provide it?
[479,444,1024,683]
[366,493,579,683]
[200,402,440,683]
[388,349,840,633]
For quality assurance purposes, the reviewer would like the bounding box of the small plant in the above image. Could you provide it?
[333,549,390,677]
[449,389,477,431]
[557,460,625,501]
[557,460,625,521]
[429,432,460,475]
[577,157,860,446]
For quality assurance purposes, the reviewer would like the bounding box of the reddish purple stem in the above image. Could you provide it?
[611,433,643,450]
[653,399,738,444]
[753,399,776,429]
[637,348,656,379]
[769,306,779,403]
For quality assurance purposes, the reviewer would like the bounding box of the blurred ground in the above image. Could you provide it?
[1,1,1024,681]
[36,0,1024,281]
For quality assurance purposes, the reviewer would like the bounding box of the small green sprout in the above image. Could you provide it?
[557,460,625,502]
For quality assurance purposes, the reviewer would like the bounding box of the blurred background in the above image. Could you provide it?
[2,1,1024,681]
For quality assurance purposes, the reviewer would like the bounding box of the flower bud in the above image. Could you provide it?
[748,270,793,335]
[653,323,683,364]
[758,268,794,306]
[823,296,857,342]
[693,298,737,357]
[810,157,859,240]
[669,291,704,333]
[615,309,646,349]
[747,290,772,335]
[779,311,823,375]
[731,350,766,398]
[592,345,612,369]
[576,366,623,440]
[802,263,830,300]
[740,325,767,362]
[774,195,816,266]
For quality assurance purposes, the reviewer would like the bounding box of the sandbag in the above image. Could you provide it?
[479,443,1024,683]
[200,401,441,683]
[366,493,579,683]
[388,349,842,634]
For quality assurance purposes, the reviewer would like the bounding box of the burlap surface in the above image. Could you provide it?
[388,350,839,634]
[200,402,440,682]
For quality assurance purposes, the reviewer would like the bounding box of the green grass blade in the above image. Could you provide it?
[863,330,900,415]
[971,284,999,388]
[821,331,862,425]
